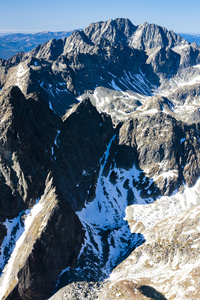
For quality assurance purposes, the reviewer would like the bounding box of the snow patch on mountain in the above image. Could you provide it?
[15,63,29,91]
[55,135,150,289]
[126,177,200,231]
[106,190,200,300]
[170,73,200,88]
[0,211,28,274]
[49,101,54,111]
[0,198,41,298]
[110,79,122,91]
[17,64,28,81]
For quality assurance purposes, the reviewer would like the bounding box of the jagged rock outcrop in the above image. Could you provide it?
[177,42,200,68]
[3,175,84,300]
[29,38,65,62]
[129,22,187,51]
[118,113,182,195]
[53,98,114,211]
[83,18,137,46]
[146,46,181,78]
[0,87,115,300]
[1,17,200,300]
[0,85,61,219]
[118,112,200,194]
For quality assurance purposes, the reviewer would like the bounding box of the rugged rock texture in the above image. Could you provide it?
[83,18,137,46]
[118,112,200,194]
[53,98,114,211]
[29,38,66,62]
[146,47,181,78]
[1,18,200,300]
[3,176,84,300]
[0,85,60,219]
[0,86,115,299]
[49,281,107,300]
[129,22,186,51]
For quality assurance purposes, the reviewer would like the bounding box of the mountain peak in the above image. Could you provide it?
[129,21,187,51]
[83,17,137,46]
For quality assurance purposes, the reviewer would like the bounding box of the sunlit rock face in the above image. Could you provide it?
[1,18,200,300]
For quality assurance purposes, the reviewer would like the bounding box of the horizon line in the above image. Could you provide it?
[0,28,200,36]
[0,29,77,35]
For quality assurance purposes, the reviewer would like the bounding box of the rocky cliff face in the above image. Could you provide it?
[0,86,61,220]
[1,18,200,300]
[0,85,114,299]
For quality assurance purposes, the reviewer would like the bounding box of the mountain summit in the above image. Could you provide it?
[0,18,200,299]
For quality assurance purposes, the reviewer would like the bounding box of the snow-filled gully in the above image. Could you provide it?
[55,135,146,291]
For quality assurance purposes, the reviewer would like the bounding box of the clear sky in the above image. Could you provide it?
[1,0,200,34]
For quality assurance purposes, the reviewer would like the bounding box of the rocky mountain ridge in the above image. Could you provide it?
[0,18,199,119]
[0,18,200,299]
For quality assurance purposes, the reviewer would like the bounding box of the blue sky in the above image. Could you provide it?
[1,0,200,34]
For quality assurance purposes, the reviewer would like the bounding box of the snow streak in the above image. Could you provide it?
[55,135,145,290]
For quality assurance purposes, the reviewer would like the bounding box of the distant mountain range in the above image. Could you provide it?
[0,31,74,59]
[179,33,200,45]
[0,30,200,60]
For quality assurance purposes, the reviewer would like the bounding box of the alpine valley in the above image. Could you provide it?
[1,18,200,300]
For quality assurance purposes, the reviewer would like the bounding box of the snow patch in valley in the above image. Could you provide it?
[40,82,69,99]
[126,176,200,231]
[174,43,189,51]
[180,137,185,143]
[56,135,147,288]
[51,130,61,159]
[110,195,200,300]
[107,72,117,78]
[169,73,200,88]
[76,135,146,276]
[55,87,69,94]
[141,108,159,115]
